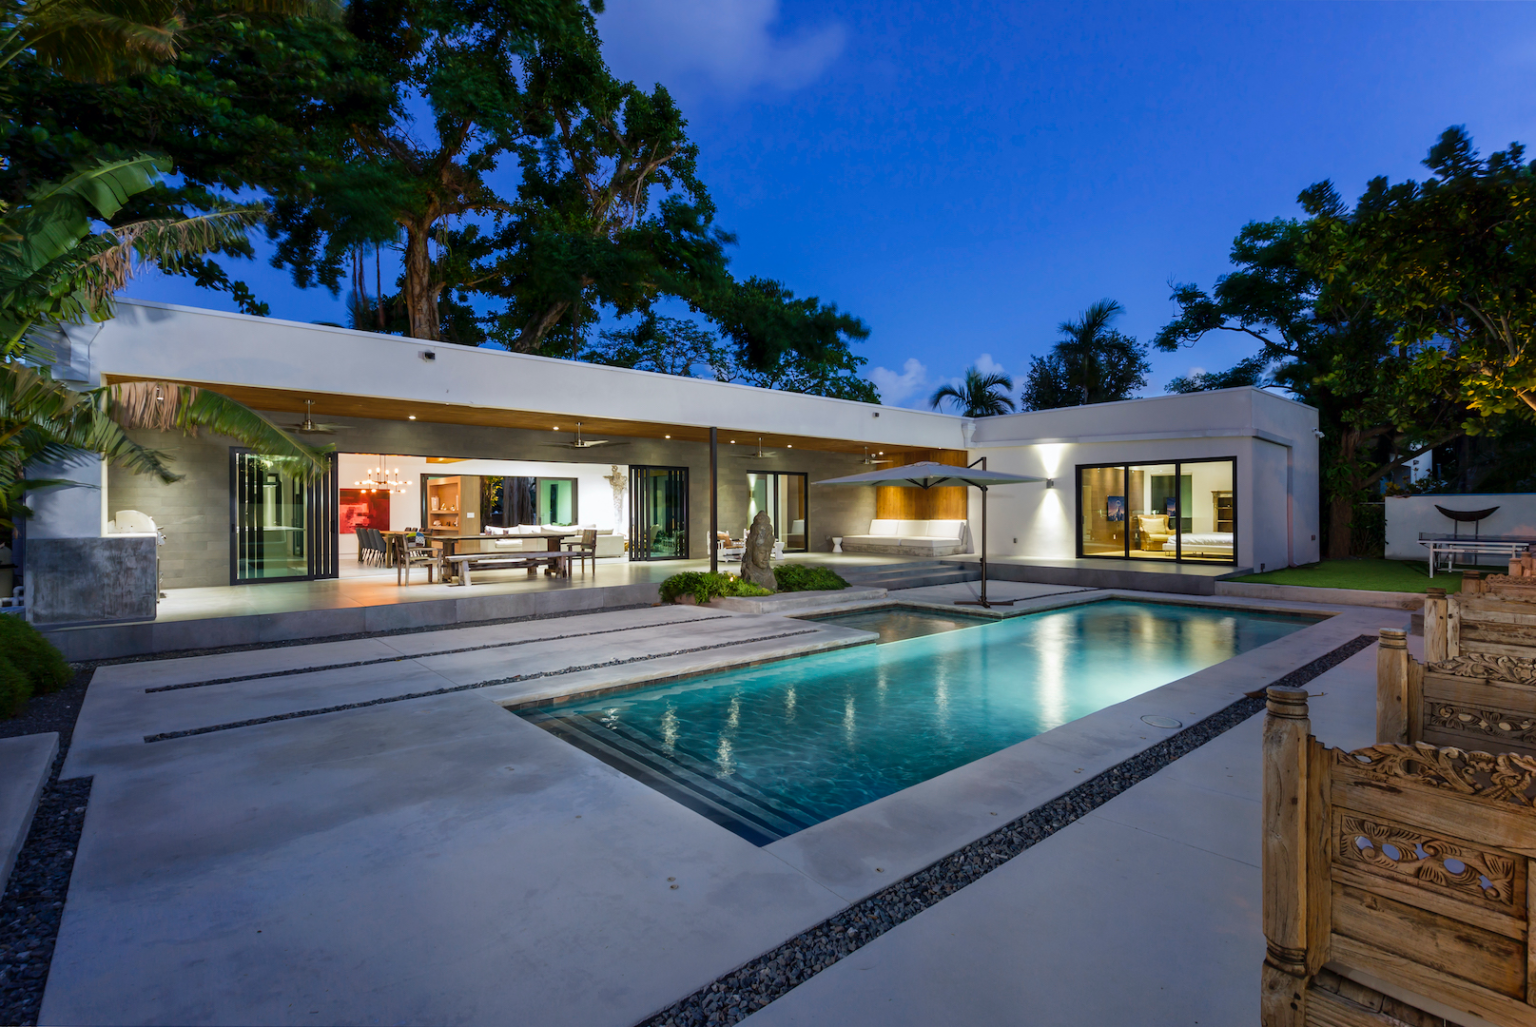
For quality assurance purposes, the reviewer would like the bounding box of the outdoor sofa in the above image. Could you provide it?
[839,519,969,557]
[471,525,625,558]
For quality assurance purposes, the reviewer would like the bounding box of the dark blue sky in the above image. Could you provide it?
[125,1,1536,409]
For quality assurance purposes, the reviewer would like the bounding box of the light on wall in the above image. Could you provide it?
[1045,478,1056,489]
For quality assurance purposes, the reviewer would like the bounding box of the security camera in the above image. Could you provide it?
[420,350,437,362]
[1312,428,1325,439]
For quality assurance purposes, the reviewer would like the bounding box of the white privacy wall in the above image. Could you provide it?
[967,388,1320,571]
[1384,494,1536,560]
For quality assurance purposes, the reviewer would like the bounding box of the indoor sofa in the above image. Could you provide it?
[839,519,969,557]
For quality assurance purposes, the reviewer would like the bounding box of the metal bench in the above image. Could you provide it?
[443,552,568,586]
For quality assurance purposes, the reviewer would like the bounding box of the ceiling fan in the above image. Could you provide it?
[279,399,348,434]
[860,446,895,466]
[747,437,777,458]
[544,422,628,450]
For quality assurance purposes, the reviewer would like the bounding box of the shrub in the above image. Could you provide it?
[773,565,850,592]
[658,572,773,605]
[0,654,31,718]
[0,615,71,694]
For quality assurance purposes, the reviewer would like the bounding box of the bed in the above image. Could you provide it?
[1162,533,1233,558]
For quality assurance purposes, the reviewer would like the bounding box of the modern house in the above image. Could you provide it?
[21,300,1319,649]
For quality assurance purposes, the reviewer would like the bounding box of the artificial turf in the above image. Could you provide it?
[1224,558,1496,594]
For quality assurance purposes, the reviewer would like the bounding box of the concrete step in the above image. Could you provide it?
[842,563,981,590]
[707,587,888,614]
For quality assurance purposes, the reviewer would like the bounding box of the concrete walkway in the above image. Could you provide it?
[742,636,1393,1026]
[43,595,1402,1026]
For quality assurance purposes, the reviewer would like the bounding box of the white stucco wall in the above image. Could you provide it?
[966,388,1320,571]
[38,302,1322,576]
[1384,494,1536,560]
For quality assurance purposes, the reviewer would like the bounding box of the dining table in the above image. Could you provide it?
[435,531,578,582]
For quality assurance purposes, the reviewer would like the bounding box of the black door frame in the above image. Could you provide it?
[629,465,690,561]
[1074,456,1237,565]
[229,448,339,584]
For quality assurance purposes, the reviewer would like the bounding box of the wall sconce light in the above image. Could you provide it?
[1045,478,1056,489]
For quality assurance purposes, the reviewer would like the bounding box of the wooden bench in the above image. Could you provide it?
[1261,685,1536,1027]
[1380,578,1536,759]
[443,552,568,586]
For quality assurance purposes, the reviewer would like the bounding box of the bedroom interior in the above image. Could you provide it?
[1077,457,1235,563]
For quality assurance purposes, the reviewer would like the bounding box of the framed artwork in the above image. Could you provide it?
[1165,497,1178,517]
[1106,496,1125,522]
[338,489,389,534]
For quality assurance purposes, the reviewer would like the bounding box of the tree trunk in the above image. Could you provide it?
[1326,493,1353,560]
[402,220,440,342]
[1325,427,1360,560]
[515,301,570,353]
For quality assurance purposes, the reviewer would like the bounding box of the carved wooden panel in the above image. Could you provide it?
[1430,654,1536,686]
[1335,743,1536,810]
[1424,702,1536,751]
[1333,811,1519,913]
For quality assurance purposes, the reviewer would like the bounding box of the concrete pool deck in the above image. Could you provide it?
[43,591,1406,1026]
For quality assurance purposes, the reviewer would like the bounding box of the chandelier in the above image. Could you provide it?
[355,456,407,494]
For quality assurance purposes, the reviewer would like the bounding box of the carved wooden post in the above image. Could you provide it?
[1463,570,1483,596]
[1424,587,1448,664]
[1376,628,1410,744]
[1262,685,1312,1027]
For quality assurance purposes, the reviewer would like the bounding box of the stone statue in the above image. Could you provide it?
[741,511,777,592]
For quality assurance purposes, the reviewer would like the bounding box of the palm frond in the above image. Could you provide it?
[84,206,266,300]
[106,381,329,475]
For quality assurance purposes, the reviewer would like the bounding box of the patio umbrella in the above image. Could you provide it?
[814,460,1045,608]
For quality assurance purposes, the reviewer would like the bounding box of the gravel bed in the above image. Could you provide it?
[144,626,821,742]
[638,633,1377,1027]
[0,665,96,1027]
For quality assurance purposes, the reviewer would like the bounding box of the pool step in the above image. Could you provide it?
[842,561,981,591]
[522,710,820,846]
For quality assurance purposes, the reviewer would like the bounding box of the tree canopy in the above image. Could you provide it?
[929,366,1015,418]
[1301,126,1536,424]
[1022,299,1149,411]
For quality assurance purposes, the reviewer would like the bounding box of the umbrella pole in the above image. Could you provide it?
[957,485,1014,608]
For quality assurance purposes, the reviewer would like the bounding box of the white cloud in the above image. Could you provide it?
[869,358,930,406]
[598,0,844,97]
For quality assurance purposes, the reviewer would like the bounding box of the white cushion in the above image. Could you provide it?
[867,520,900,536]
[900,537,963,550]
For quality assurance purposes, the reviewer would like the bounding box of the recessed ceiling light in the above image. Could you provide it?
[408,415,416,420]
[664,434,671,439]
[552,426,558,430]
[787,444,793,448]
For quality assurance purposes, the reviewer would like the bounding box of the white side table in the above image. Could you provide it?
[831,536,843,553]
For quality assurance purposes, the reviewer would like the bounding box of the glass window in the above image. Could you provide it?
[1077,458,1235,564]
[232,450,337,582]
[1178,459,1235,563]
[1078,465,1127,557]
[746,472,808,552]
[630,466,689,560]
[538,478,578,525]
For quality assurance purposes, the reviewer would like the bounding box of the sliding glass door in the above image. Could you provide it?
[630,466,689,560]
[746,472,808,552]
[230,449,338,583]
[1076,458,1236,564]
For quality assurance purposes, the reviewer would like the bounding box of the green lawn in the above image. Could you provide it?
[1225,558,1492,594]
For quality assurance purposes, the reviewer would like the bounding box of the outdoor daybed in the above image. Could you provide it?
[839,519,969,557]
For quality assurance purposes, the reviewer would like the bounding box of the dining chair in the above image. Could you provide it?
[563,529,598,575]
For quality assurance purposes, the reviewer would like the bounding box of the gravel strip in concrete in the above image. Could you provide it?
[144,613,735,693]
[637,633,1376,1027]
[143,626,823,743]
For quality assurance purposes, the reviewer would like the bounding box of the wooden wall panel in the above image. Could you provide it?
[874,484,968,520]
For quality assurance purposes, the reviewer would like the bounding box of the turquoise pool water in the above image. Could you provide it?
[521,601,1313,844]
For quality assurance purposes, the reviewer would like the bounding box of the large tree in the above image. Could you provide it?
[1,0,385,314]
[1022,299,1149,410]
[1155,217,1465,558]
[1302,126,1536,423]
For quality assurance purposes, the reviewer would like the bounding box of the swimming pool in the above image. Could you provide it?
[520,601,1314,844]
